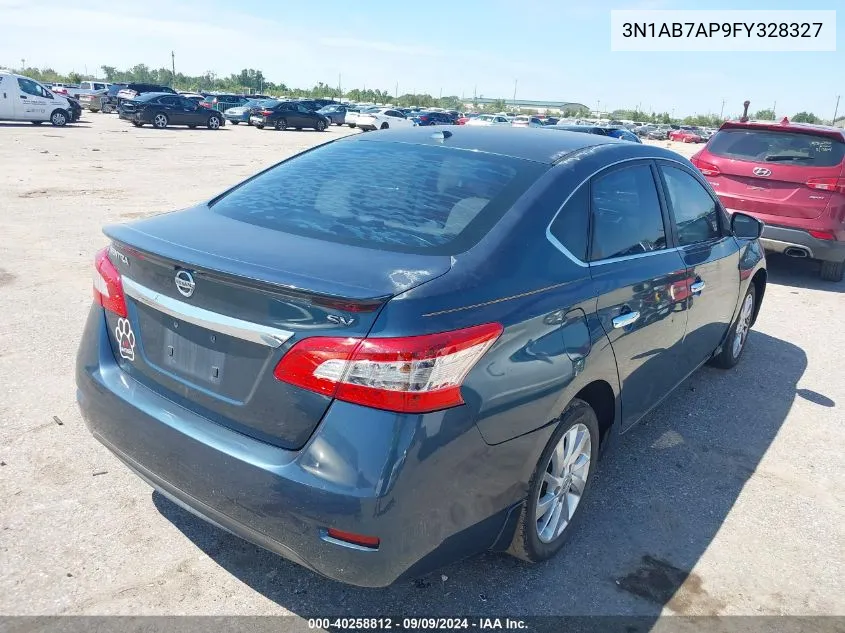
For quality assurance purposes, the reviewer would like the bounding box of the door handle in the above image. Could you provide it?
[612,311,640,329]
[20,95,27,99]
[690,281,706,294]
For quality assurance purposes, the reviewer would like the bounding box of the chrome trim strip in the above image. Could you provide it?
[122,277,294,348]
[545,155,695,266]
[590,246,682,266]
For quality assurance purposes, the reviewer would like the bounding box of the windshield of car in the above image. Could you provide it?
[707,129,845,167]
[211,139,546,254]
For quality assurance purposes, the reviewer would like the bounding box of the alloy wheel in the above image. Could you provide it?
[534,423,591,543]
[732,292,754,358]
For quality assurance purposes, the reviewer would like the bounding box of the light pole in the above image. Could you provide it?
[171,51,176,85]
[513,79,518,111]
[833,95,841,124]
[719,99,725,120]
[596,99,600,117]
[772,101,776,120]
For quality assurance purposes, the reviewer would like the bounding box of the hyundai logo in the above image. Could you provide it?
[174,270,196,297]
[753,167,772,177]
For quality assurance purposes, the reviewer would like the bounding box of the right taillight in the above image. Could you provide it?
[260,109,273,116]
[806,177,845,194]
[690,156,721,177]
[93,247,127,317]
[274,323,503,414]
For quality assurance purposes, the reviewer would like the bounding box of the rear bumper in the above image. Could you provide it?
[759,225,845,263]
[224,113,249,122]
[75,306,525,586]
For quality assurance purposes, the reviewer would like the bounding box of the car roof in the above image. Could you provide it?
[339,126,651,164]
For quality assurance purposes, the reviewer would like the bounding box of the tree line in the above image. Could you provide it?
[11,64,824,123]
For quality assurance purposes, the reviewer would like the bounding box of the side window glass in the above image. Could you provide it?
[17,77,42,97]
[590,164,666,261]
[549,184,590,261]
[660,166,720,245]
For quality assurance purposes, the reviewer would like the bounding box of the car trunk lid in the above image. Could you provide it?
[102,206,451,449]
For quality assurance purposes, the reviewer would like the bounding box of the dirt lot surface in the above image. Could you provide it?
[1,115,843,619]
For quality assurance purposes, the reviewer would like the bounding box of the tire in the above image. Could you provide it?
[31,121,43,125]
[152,113,168,129]
[50,109,68,127]
[348,123,356,128]
[507,399,599,563]
[256,124,264,129]
[274,118,287,131]
[709,285,756,369]
[207,115,222,130]
[231,121,239,125]
[316,119,326,131]
[380,122,389,130]
[188,125,197,129]
[820,260,845,282]
[102,104,113,114]
[131,121,142,127]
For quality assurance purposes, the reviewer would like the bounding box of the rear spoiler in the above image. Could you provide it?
[719,119,845,142]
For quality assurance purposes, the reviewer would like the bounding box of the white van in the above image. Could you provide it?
[0,70,73,126]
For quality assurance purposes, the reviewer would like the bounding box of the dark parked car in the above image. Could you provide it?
[116,83,177,110]
[552,124,642,143]
[249,101,329,131]
[119,93,225,129]
[101,83,128,114]
[65,95,82,123]
[413,110,457,126]
[77,127,766,588]
[317,103,353,126]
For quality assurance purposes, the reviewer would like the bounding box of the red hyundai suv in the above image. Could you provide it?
[691,119,845,282]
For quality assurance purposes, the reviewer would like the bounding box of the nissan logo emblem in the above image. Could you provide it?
[174,270,196,297]
[753,167,772,177]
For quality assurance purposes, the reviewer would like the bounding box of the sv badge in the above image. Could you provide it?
[327,314,355,326]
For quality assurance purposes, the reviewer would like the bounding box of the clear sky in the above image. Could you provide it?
[2,0,842,119]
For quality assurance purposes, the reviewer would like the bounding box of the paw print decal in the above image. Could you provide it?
[115,317,136,361]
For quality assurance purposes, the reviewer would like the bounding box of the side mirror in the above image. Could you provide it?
[731,212,763,240]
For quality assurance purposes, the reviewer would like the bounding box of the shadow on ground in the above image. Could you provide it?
[154,330,806,617]
[765,253,845,293]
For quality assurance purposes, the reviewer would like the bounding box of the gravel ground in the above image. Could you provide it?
[1,115,843,620]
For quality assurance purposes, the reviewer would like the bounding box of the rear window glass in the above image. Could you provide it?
[211,140,546,254]
[708,129,845,167]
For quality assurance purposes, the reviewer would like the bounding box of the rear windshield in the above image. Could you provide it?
[211,140,546,254]
[708,129,845,167]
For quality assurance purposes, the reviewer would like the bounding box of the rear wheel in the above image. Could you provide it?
[231,120,239,125]
[256,124,264,129]
[380,122,389,130]
[274,118,287,131]
[710,285,756,369]
[131,121,142,127]
[187,124,197,129]
[207,115,222,130]
[820,260,845,282]
[152,113,168,129]
[507,399,598,562]
[348,123,356,128]
[316,119,326,131]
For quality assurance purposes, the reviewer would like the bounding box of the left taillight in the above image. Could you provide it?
[274,323,503,414]
[93,247,127,317]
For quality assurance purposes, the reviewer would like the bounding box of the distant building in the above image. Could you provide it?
[462,97,589,114]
